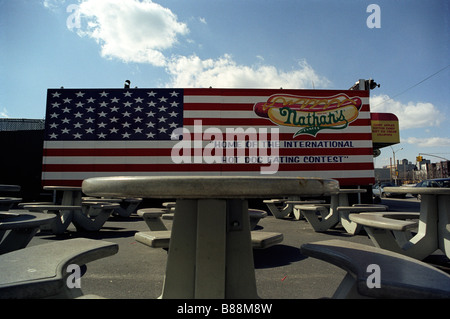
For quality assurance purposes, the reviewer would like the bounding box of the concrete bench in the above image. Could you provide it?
[159,202,175,220]
[0,238,119,299]
[349,212,430,259]
[23,204,79,235]
[0,211,56,254]
[138,207,267,231]
[135,230,283,250]
[295,204,337,232]
[0,197,23,211]
[135,230,172,249]
[18,202,54,208]
[337,205,388,235]
[83,197,122,203]
[113,198,142,217]
[162,202,176,210]
[300,239,450,299]
[73,202,121,231]
[136,206,279,249]
[263,199,293,219]
[248,209,268,229]
[0,184,21,192]
[284,200,326,220]
[349,212,419,232]
[264,197,323,219]
[250,231,283,249]
[137,203,177,222]
[23,203,120,233]
[0,187,22,210]
[137,208,168,231]
[83,197,142,217]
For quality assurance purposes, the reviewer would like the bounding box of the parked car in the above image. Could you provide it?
[414,178,450,200]
[372,182,406,202]
[415,178,450,188]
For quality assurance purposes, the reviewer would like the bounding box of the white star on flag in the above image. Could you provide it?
[45,88,183,141]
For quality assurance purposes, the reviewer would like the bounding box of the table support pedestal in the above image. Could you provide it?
[404,194,439,260]
[161,199,258,299]
[438,195,450,258]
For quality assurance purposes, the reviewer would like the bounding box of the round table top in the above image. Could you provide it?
[82,176,340,199]
[0,211,56,230]
[43,186,82,191]
[0,184,21,192]
[338,188,367,194]
[0,197,22,203]
[384,186,450,195]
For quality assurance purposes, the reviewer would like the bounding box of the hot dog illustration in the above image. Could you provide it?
[254,93,362,136]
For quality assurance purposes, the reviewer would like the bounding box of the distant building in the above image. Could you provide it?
[0,118,46,200]
[374,167,391,182]
[374,158,449,185]
[413,158,449,181]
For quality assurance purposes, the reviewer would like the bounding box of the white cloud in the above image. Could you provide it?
[42,0,66,11]
[62,0,329,89]
[165,55,330,89]
[404,137,450,148]
[370,94,443,130]
[0,108,10,118]
[76,0,189,66]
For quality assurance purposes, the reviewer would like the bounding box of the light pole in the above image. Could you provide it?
[390,146,403,185]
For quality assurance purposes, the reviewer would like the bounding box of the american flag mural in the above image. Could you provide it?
[42,88,375,186]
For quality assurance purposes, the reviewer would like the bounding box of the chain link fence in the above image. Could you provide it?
[0,118,45,131]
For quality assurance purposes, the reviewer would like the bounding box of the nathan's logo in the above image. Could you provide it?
[254,93,362,137]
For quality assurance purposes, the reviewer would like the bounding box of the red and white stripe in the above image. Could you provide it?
[42,88,375,186]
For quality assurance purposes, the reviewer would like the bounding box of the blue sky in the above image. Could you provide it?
[1,0,449,167]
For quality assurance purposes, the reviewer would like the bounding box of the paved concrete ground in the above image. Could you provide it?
[28,197,450,300]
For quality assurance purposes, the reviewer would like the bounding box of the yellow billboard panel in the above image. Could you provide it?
[371,113,399,144]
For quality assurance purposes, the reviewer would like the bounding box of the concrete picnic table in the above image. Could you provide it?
[0,197,23,211]
[0,184,21,192]
[295,188,372,233]
[332,188,385,235]
[384,186,450,260]
[24,202,121,234]
[0,211,55,254]
[83,197,142,217]
[43,186,83,206]
[0,184,22,211]
[19,186,83,234]
[264,197,325,219]
[42,186,141,218]
[263,196,304,219]
[82,176,340,299]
